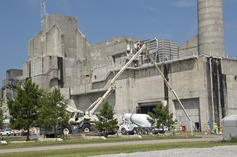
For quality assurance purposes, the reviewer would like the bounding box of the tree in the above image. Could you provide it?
[7,79,42,141]
[147,103,177,133]
[37,88,69,137]
[0,109,3,130]
[0,98,3,107]
[95,101,118,136]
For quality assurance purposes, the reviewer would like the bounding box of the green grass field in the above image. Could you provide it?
[0,132,199,150]
[0,132,232,157]
[0,131,222,149]
[1,140,237,157]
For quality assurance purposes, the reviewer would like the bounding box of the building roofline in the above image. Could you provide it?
[92,55,198,83]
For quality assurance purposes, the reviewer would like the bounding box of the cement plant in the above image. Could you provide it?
[1,0,237,138]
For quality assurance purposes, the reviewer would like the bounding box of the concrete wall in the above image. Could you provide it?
[179,36,198,58]
[174,98,200,129]
[141,57,209,131]
[26,14,90,90]
[114,70,137,113]
[66,55,232,131]
[28,31,44,60]
[32,75,50,89]
[222,59,237,115]
[76,29,90,60]
[23,62,30,79]
[42,14,78,58]
[79,57,212,131]
[0,88,2,99]
[41,25,63,57]
[1,88,17,117]
[2,69,23,88]
[134,67,165,108]
[5,69,23,79]
[30,14,88,61]
[63,58,82,88]
[89,36,140,81]
[71,91,115,113]
[164,57,208,130]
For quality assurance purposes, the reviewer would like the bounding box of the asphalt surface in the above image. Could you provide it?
[0,135,223,154]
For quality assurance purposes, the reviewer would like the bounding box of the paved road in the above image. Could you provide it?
[0,135,222,154]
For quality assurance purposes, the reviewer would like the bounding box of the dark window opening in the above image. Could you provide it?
[137,101,160,114]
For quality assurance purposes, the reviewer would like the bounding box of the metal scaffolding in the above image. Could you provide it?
[144,38,178,64]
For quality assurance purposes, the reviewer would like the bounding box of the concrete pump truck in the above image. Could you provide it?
[66,40,193,135]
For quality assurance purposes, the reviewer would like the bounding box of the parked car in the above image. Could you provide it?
[21,130,28,136]
[0,129,13,136]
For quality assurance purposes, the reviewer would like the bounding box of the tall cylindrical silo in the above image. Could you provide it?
[198,0,225,57]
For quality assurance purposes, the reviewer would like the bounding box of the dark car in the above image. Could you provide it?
[21,130,28,136]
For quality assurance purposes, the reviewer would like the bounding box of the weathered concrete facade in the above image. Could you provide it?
[1,0,237,131]
[1,69,23,121]
[179,35,198,58]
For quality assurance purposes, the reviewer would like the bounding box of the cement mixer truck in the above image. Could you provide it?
[120,113,166,135]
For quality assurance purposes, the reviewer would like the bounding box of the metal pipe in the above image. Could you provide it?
[209,58,215,129]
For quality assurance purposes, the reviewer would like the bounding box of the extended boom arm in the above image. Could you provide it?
[145,47,193,135]
[86,44,147,116]
[85,43,193,135]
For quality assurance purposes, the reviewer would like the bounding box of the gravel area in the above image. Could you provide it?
[92,145,237,157]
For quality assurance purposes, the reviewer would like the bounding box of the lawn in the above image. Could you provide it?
[0,131,222,150]
[1,140,237,157]
[0,131,227,157]
[1,133,193,150]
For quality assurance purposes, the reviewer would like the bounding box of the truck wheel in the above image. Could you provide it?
[138,128,143,135]
[134,128,140,134]
[121,128,127,135]
[82,124,91,133]
[151,128,157,134]
[144,128,150,135]
[133,128,138,134]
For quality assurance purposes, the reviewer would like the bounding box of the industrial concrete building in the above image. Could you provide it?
[1,0,237,131]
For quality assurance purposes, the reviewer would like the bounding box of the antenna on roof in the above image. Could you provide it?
[41,1,48,30]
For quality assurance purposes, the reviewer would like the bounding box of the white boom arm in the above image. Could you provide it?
[66,105,83,113]
[86,44,147,116]
[145,47,193,135]
[85,43,193,135]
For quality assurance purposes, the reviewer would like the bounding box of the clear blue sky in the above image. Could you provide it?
[0,0,237,87]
